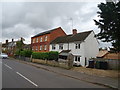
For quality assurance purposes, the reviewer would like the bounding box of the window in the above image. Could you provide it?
[40,37,43,42]
[45,36,48,41]
[75,56,77,61]
[40,45,42,50]
[59,44,63,49]
[52,44,56,50]
[74,56,81,62]
[75,43,80,49]
[32,39,35,43]
[44,45,47,50]
[36,38,38,42]
[36,46,38,51]
[32,46,34,51]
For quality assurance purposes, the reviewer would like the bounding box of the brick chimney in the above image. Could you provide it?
[6,40,8,44]
[72,29,77,35]
[12,39,14,42]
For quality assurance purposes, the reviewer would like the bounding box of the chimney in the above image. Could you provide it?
[72,29,77,35]
[6,40,8,44]
[12,39,14,42]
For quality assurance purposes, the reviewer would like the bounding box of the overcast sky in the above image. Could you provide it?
[1,0,112,48]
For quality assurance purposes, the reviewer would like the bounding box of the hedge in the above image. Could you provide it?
[32,51,59,60]
[15,50,32,57]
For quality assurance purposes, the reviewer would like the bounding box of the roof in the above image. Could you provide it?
[51,30,92,44]
[32,27,62,38]
[97,50,109,57]
[59,50,71,56]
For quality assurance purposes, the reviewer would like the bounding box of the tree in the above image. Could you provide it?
[16,39,24,51]
[94,1,120,52]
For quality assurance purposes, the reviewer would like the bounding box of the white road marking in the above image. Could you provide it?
[16,72,38,87]
[0,62,2,64]
[4,64,13,70]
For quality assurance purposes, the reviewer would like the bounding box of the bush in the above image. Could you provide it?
[32,51,58,60]
[15,50,32,57]
[48,51,59,60]
[24,50,32,57]
[20,51,25,56]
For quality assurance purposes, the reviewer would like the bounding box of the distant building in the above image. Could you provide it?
[2,39,17,56]
[50,29,99,67]
[31,27,66,52]
[97,50,120,59]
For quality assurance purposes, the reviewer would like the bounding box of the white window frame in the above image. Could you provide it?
[40,37,43,42]
[52,44,56,50]
[75,43,80,49]
[32,46,34,51]
[44,45,47,50]
[36,38,38,42]
[74,56,81,62]
[45,36,48,41]
[36,46,38,51]
[59,44,63,50]
[40,45,42,51]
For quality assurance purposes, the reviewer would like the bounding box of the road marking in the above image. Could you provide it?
[0,62,2,64]
[4,64,13,70]
[16,72,38,87]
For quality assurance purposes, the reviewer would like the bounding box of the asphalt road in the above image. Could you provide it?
[2,58,107,88]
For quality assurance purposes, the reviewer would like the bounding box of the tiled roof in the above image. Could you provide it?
[32,27,62,38]
[50,30,92,44]
[97,50,109,57]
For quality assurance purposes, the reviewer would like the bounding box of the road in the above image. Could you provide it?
[2,58,107,88]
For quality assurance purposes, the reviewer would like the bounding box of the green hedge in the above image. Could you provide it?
[32,51,59,60]
[15,50,32,57]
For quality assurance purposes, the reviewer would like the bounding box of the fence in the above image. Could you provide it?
[93,58,120,70]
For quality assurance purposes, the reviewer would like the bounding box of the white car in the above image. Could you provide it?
[0,53,8,59]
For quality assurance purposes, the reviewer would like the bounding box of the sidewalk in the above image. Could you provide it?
[13,59,119,89]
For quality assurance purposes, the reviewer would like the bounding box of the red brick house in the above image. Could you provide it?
[31,27,66,52]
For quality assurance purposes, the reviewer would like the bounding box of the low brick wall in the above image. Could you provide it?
[32,59,71,69]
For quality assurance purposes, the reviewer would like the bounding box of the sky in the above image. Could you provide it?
[0,0,112,48]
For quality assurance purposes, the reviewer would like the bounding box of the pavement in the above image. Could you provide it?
[9,58,119,89]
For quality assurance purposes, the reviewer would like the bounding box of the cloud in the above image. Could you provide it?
[2,2,111,48]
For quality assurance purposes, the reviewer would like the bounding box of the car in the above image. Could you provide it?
[0,53,8,59]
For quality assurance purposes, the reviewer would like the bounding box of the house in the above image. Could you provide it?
[2,37,26,56]
[50,29,99,67]
[2,39,17,56]
[31,27,66,52]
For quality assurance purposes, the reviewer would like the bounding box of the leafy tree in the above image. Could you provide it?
[94,1,120,52]
[16,39,24,51]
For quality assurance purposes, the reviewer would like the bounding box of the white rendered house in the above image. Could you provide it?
[50,29,99,67]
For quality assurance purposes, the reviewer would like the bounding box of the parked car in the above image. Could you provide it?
[0,53,8,59]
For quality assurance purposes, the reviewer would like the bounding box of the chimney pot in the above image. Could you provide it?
[72,29,77,35]
[12,39,14,42]
[6,40,8,44]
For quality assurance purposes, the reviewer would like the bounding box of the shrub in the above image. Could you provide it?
[20,51,25,56]
[48,51,59,60]
[15,50,20,55]
[32,51,58,60]
[24,50,32,57]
